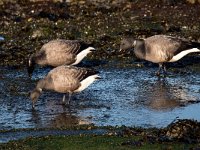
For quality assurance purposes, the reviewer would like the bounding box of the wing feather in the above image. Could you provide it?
[41,39,81,54]
[47,66,99,92]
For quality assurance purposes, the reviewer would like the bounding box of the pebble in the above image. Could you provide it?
[0,36,5,41]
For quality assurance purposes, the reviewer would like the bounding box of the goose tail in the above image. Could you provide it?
[190,41,200,48]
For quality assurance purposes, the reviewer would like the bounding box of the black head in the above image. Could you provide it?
[27,55,35,78]
[30,88,42,109]
[119,37,136,53]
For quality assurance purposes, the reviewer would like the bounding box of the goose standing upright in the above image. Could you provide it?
[120,35,200,76]
[30,65,101,108]
[28,39,95,77]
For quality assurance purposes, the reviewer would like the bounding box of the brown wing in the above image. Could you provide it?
[47,66,80,93]
[144,35,190,62]
[163,36,199,55]
[39,40,81,66]
[47,66,98,93]
[54,66,99,81]
[69,66,99,82]
[41,39,81,54]
[145,35,195,55]
[62,40,82,55]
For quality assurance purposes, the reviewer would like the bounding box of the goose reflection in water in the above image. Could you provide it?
[134,79,197,111]
[49,112,90,128]
[30,104,90,128]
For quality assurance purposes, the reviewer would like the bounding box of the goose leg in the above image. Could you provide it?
[32,102,36,109]
[163,64,167,77]
[66,92,72,105]
[62,94,66,104]
[156,63,163,76]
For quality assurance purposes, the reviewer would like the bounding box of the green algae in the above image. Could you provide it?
[0,134,198,150]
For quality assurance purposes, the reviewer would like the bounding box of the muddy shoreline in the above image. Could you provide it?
[0,128,109,143]
[1,118,200,144]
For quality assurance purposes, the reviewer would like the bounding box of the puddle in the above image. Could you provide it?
[0,64,200,130]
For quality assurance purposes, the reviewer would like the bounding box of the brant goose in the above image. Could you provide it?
[28,39,95,77]
[120,35,200,76]
[30,65,101,108]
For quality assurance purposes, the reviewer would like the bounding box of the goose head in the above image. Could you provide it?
[30,88,42,109]
[119,37,136,53]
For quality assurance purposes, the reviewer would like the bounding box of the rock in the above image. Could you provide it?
[164,119,200,143]
[0,36,5,41]
[31,28,49,40]
[187,0,200,4]
[187,0,196,4]
[31,29,43,39]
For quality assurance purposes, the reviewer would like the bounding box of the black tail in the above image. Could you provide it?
[80,41,94,50]
[178,40,200,54]
[79,68,99,82]
[190,41,200,48]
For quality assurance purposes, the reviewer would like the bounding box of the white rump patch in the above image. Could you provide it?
[169,48,200,62]
[74,74,100,92]
[72,47,95,65]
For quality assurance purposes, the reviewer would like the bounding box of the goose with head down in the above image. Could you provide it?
[28,39,95,77]
[120,35,200,76]
[30,65,101,109]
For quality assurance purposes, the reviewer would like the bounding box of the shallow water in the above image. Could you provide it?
[0,63,200,130]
